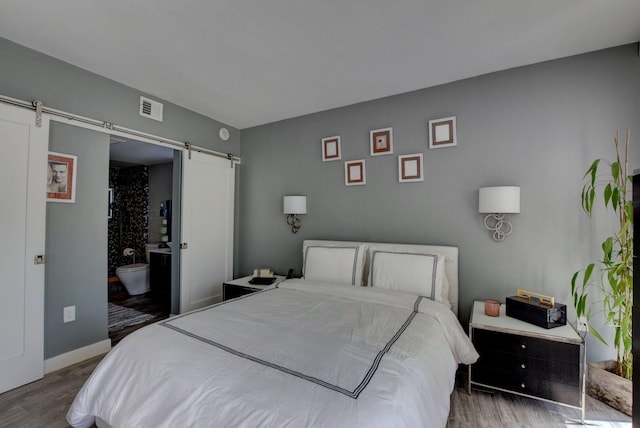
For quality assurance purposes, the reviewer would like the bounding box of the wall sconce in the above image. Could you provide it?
[478,186,520,241]
[283,195,307,233]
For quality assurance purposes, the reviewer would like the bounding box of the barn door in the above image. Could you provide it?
[0,103,48,393]
[180,151,235,313]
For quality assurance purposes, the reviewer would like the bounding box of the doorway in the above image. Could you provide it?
[0,100,237,385]
[43,116,235,355]
[107,136,175,345]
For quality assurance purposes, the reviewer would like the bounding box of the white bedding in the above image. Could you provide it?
[67,279,478,428]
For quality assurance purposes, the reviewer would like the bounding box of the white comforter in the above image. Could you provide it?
[67,279,478,428]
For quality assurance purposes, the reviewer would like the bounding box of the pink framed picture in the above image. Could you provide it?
[47,151,77,203]
[370,127,393,156]
[398,153,424,183]
[344,159,366,186]
[428,116,457,149]
[322,135,341,162]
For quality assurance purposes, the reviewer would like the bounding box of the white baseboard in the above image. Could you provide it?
[44,339,111,374]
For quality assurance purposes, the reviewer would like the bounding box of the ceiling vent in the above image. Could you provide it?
[139,96,163,122]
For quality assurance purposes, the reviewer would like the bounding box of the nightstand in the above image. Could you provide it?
[468,300,585,422]
[223,275,286,301]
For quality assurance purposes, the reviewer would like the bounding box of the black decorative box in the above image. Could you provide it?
[248,276,276,285]
[505,295,566,329]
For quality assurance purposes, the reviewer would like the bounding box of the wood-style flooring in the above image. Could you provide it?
[108,282,170,346]
[448,371,631,427]
[0,287,170,427]
[3,279,626,425]
[0,355,103,428]
[0,358,631,427]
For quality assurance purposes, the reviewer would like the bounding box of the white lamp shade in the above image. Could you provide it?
[479,186,520,213]
[284,195,307,214]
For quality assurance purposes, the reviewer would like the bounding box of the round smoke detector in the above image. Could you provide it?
[219,127,230,141]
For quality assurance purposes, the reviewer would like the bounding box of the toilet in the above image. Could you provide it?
[115,243,161,296]
[116,263,150,296]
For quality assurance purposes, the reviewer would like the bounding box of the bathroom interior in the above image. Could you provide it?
[107,136,175,345]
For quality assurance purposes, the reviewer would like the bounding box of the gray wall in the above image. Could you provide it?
[0,37,236,358]
[3,34,639,363]
[0,37,239,154]
[238,44,640,362]
[46,123,109,358]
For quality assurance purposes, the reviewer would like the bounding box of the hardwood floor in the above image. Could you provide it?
[448,372,631,427]
[0,286,172,427]
[108,282,170,346]
[0,285,630,427]
[0,355,103,428]
[0,358,631,427]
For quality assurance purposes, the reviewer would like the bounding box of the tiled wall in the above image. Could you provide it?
[108,166,150,277]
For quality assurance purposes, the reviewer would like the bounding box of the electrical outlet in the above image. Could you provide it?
[577,316,587,332]
[63,305,76,323]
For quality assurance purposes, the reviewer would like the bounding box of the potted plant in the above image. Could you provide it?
[571,130,633,415]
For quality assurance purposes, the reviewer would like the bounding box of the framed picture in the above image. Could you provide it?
[344,159,366,186]
[322,135,341,161]
[370,127,393,156]
[398,153,424,183]
[428,116,457,149]
[47,151,77,203]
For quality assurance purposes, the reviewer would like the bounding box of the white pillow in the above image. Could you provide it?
[439,271,451,309]
[303,245,366,285]
[369,251,447,304]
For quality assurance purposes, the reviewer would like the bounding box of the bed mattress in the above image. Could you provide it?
[68,279,478,427]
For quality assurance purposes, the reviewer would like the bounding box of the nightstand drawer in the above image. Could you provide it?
[472,365,582,407]
[472,328,579,364]
[474,350,580,385]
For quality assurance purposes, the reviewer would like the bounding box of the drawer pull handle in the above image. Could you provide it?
[521,383,525,388]
[521,364,526,369]
[521,344,526,349]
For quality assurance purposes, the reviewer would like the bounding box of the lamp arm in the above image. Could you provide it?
[286,214,302,233]
[483,213,513,241]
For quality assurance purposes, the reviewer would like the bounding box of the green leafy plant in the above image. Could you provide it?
[571,130,633,380]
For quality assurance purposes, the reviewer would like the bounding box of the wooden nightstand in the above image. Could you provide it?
[223,275,286,301]
[468,300,585,422]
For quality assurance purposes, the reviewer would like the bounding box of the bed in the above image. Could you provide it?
[67,240,478,427]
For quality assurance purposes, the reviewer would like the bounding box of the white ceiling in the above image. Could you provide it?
[1,1,639,129]
[109,136,174,167]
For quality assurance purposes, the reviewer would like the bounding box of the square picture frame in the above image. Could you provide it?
[428,116,457,149]
[370,127,393,156]
[47,151,77,203]
[322,135,341,162]
[344,159,366,186]
[398,153,424,183]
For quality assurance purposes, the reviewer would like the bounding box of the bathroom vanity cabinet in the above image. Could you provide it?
[150,250,172,313]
